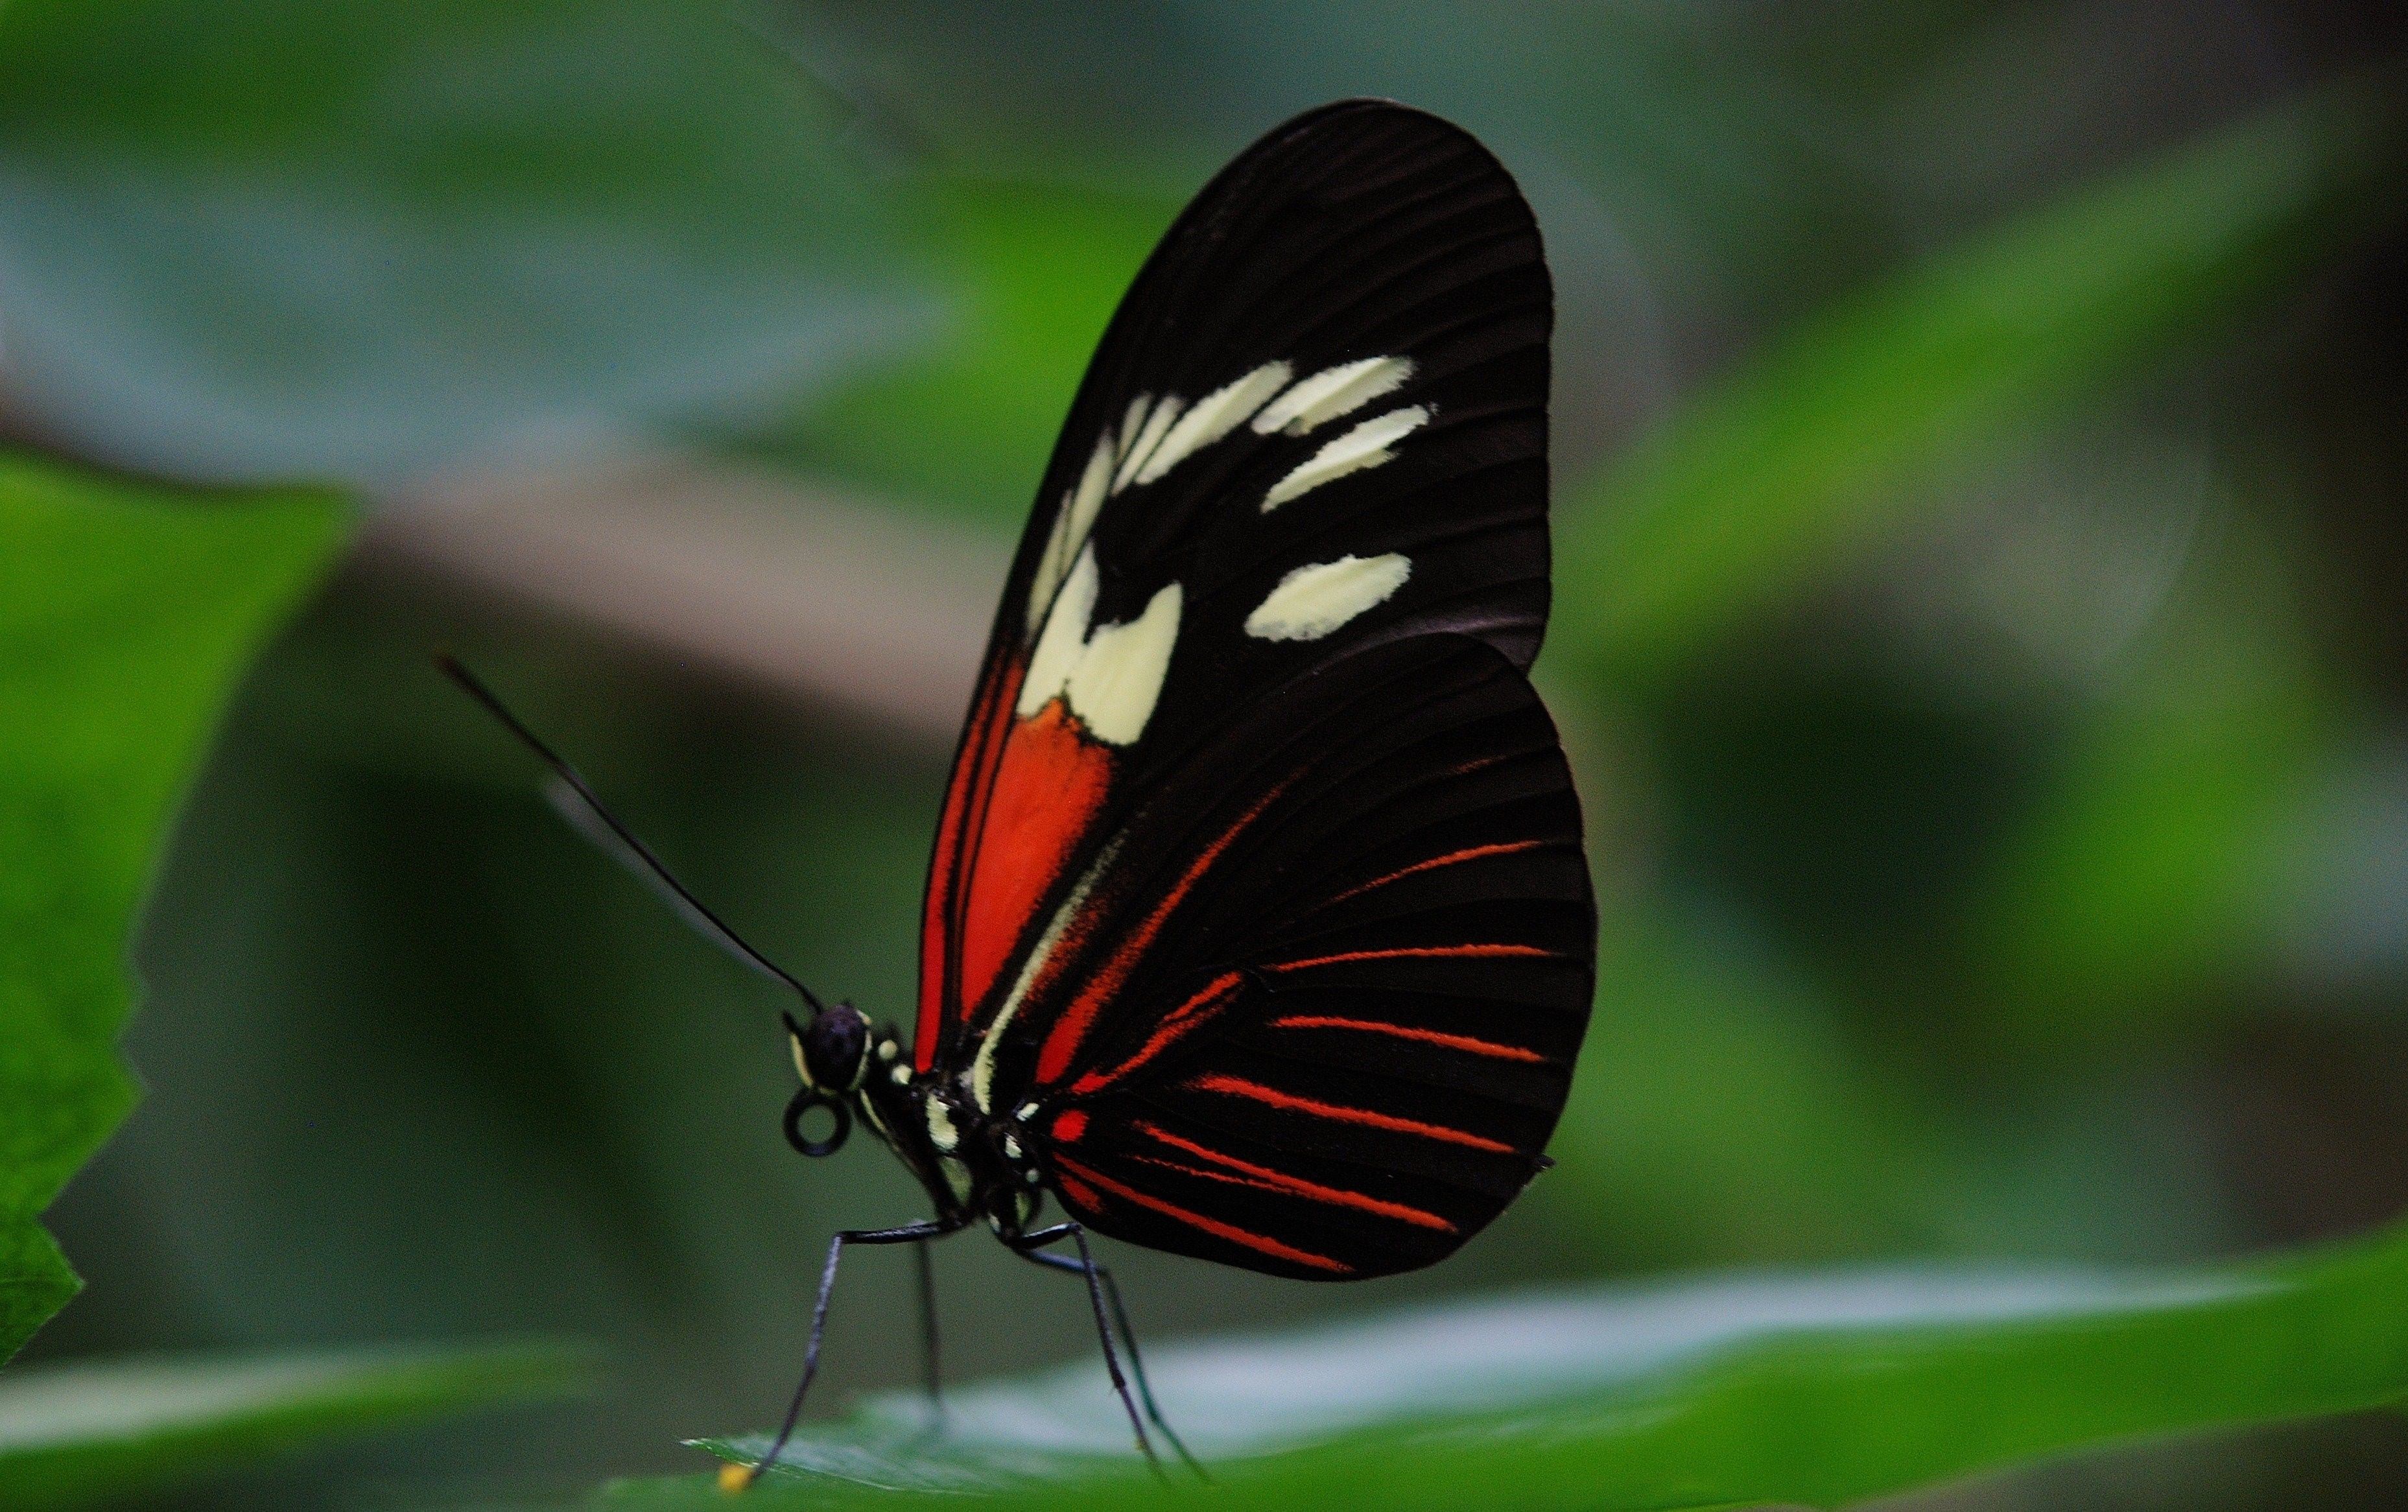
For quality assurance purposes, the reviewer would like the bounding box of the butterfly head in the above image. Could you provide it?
[781,1004,871,1157]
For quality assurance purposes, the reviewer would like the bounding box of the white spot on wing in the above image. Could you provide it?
[1019,545,1100,716]
[1066,580,1181,744]
[1133,362,1292,486]
[1015,543,1183,746]
[1244,554,1413,641]
[1262,406,1431,511]
[1113,395,1153,462]
[1113,396,1185,493]
[1253,357,1414,436]
[1026,436,1115,636]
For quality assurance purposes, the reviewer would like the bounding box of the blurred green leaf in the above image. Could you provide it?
[0,1342,586,1510]
[1551,83,2391,683]
[751,174,1179,530]
[634,1215,2408,1509]
[1542,907,1952,1267]
[0,0,930,482]
[1970,522,2346,1044]
[0,453,346,1360]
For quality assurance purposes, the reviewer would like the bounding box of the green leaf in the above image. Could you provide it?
[0,1343,586,1510]
[644,1218,2408,1510]
[751,174,1181,532]
[0,0,929,482]
[1968,519,2348,1046]
[1550,84,2392,684]
[1542,907,1952,1267]
[0,453,347,1360]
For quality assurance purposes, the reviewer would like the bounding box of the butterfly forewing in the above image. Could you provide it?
[912,100,1591,1278]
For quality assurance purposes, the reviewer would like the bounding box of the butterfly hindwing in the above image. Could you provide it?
[994,634,1592,1279]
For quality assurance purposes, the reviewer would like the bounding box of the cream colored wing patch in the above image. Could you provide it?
[1132,362,1291,488]
[1262,407,1430,511]
[1253,357,1414,436]
[1017,544,1183,746]
[1244,554,1413,641]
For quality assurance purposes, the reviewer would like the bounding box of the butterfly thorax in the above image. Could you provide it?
[846,1028,1046,1237]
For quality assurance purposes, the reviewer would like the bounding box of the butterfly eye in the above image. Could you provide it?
[783,1088,851,1158]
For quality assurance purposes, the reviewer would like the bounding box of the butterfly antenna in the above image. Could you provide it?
[434,653,827,1015]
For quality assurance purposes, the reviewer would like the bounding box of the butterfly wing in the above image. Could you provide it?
[914,99,1561,1083]
[986,633,1592,1278]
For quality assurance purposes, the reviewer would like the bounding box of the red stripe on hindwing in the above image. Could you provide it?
[1055,1169,1104,1211]
[1323,840,1548,906]
[1265,1015,1548,1064]
[1187,1073,1517,1153]
[1263,943,1555,975]
[1130,1122,1456,1231]
[1067,971,1246,1094]
[1033,794,1280,1085]
[1054,1154,1352,1273]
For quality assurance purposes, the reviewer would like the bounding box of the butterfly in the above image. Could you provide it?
[442,97,1594,1486]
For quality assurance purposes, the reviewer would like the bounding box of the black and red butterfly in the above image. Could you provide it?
[442,98,1594,1483]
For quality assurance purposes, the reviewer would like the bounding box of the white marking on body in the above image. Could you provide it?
[1113,396,1185,493]
[790,1034,813,1089]
[1261,405,1430,511]
[1015,545,1181,745]
[1016,1102,1039,1121]
[925,1096,960,1152]
[890,1063,912,1085]
[1027,436,1115,636]
[970,840,1121,1111]
[1245,554,1414,641]
[1253,356,1414,436]
[1133,362,1291,486]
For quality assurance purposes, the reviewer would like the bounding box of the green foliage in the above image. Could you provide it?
[0,1343,586,1510]
[0,0,929,481]
[1548,83,2390,684]
[641,1216,2408,1509]
[0,454,347,1360]
[757,174,1181,531]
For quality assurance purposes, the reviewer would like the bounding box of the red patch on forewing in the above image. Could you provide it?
[1050,1109,1089,1144]
[1067,971,1245,1094]
[1131,1122,1456,1232]
[1188,1073,1517,1153]
[955,698,1115,1020]
[1054,1154,1351,1274]
[916,656,1024,1069]
[1266,1015,1548,1064]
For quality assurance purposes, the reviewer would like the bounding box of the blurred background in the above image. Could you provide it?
[5,1,2404,1506]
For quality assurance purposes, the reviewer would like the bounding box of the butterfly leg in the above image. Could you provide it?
[913,1234,945,1426]
[1010,1223,1205,1480]
[748,1219,960,1487]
